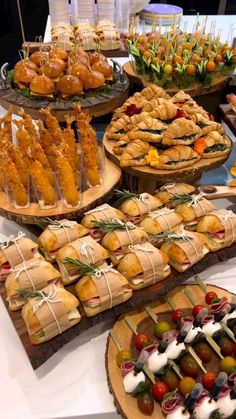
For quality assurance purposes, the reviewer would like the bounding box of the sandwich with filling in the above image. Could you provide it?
[140,208,183,235]
[194,131,231,159]
[118,191,163,224]
[155,183,195,205]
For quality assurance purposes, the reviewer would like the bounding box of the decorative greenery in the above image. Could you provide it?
[63,258,97,276]
[37,217,61,228]
[149,231,193,244]
[92,220,135,232]
[131,381,151,397]
[169,193,195,205]
[163,388,178,401]
[17,288,48,300]
[115,189,140,200]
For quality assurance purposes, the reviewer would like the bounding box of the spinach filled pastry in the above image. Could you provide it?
[120,140,153,167]
[127,117,167,143]
[196,209,236,251]
[150,102,178,122]
[162,118,201,146]
[173,193,216,229]
[106,115,130,140]
[160,230,209,272]
[170,90,193,104]
[140,208,183,235]
[155,183,195,205]
[181,100,209,119]
[158,145,200,170]
[113,137,130,155]
[194,131,231,159]
[22,284,81,344]
[119,193,163,223]
[117,242,170,290]
[190,113,223,136]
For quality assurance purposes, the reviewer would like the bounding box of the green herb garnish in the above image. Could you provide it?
[169,193,195,205]
[166,157,198,165]
[149,231,193,244]
[205,144,227,153]
[63,258,97,276]
[92,220,135,232]
[174,134,196,141]
[115,189,140,200]
[131,381,151,397]
[209,409,223,419]
[37,217,61,228]
[17,288,48,300]
[8,69,15,84]
[163,388,178,401]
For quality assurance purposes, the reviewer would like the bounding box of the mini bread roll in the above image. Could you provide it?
[81,206,126,229]
[197,214,223,234]
[101,229,148,251]
[140,210,183,235]
[119,194,162,218]
[155,183,195,204]
[175,198,215,224]
[0,237,39,265]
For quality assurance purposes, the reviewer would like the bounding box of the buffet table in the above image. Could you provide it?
[1,14,236,419]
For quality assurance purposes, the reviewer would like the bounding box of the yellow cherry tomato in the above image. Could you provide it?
[163,64,173,74]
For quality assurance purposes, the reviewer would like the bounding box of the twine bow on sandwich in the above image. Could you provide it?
[128,243,157,285]
[49,220,77,243]
[85,204,112,222]
[112,218,136,246]
[11,260,42,290]
[136,193,152,212]
[80,242,95,262]
[160,182,176,191]
[32,284,62,334]
[220,210,236,245]
[0,231,26,263]
[94,264,117,309]
[166,228,199,260]
[187,192,206,207]
[150,208,175,232]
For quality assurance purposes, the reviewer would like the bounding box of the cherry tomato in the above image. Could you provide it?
[220,356,236,374]
[217,336,234,356]
[163,64,173,74]
[179,354,200,378]
[152,381,170,401]
[202,372,217,390]
[116,350,133,367]
[205,292,218,305]
[179,377,196,396]
[194,342,212,363]
[137,392,154,416]
[192,305,205,317]
[162,370,180,391]
[134,333,149,351]
[153,321,171,339]
[174,108,189,119]
[172,309,184,323]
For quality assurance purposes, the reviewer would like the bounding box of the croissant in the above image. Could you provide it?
[106,116,130,140]
[194,131,231,159]
[127,117,167,143]
[113,137,130,155]
[190,113,223,136]
[150,102,178,121]
[182,100,209,119]
[120,139,152,167]
[171,90,192,104]
[112,97,148,120]
[158,145,200,170]
[162,118,201,146]
[141,84,170,101]
[143,98,170,112]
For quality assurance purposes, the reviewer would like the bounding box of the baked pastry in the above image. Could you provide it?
[181,100,209,119]
[106,115,130,140]
[55,236,109,285]
[0,233,41,281]
[127,118,167,143]
[196,209,236,251]
[190,114,222,135]
[120,140,152,167]
[170,90,193,104]
[112,98,148,121]
[155,183,196,204]
[160,230,209,272]
[5,259,61,311]
[143,98,170,112]
[158,145,200,170]
[141,85,170,101]
[150,102,178,121]
[38,219,88,262]
[22,284,80,344]
[194,131,231,159]
[162,118,201,146]
[140,208,183,235]
[113,137,130,155]
[173,193,216,229]
[119,193,163,223]
[74,263,132,316]
[81,204,126,241]
[101,225,148,265]
[117,242,170,290]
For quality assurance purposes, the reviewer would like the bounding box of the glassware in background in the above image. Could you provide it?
[82,142,105,189]
[3,173,30,209]
[97,0,115,23]
[71,0,96,26]
[48,0,70,26]
[32,171,58,210]
[115,0,130,33]
[57,169,81,209]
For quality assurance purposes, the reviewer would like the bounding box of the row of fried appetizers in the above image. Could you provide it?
[106,85,231,169]
[1,182,236,344]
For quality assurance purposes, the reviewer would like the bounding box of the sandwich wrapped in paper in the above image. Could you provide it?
[0,232,42,281]
[101,220,148,265]
[196,209,236,252]
[117,242,170,290]
[155,183,195,205]
[81,204,126,241]
[140,208,183,236]
[55,236,109,284]
[118,191,163,224]
[74,262,132,316]
[6,259,61,311]
[21,284,80,345]
[160,229,209,272]
[38,219,88,261]
[172,193,216,229]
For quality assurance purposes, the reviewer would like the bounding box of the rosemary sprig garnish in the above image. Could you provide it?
[91,220,135,232]
[17,288,48,300]
[170,193,194,205]
[149,231,193,244]
[63,258,97,276]
[37,218,61,228]
[115,189,140,200]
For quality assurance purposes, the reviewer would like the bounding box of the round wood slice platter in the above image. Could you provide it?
[123,61,231,97]
[0,74,129,121]
[104,133,232,193]
[106,284,234,419]
[0,157,122,224]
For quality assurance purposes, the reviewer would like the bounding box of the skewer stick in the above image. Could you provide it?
[221,323,236,343]
[16,0,26,44]
[143,365,156,384]
[167,296,176,310]
[110,329,122,351]
[125,316,138,335]
[206,336,224,359]
[187,347,207,374]
[195,275,207,294]
[184,288,197,306]
[145,306,158,324]
[168,359,183,379]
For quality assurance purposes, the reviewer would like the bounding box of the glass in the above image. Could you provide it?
[3,173,30,209]
[32,172,58,210]
[57,170,82,209]
[82,142,105,189]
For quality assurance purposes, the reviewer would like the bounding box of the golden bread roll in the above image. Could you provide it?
[119,193,163,222]
[174,196,215,226]
[140,209,183,235]
[155,183,195,204]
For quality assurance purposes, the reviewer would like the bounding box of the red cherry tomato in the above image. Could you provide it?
[172,309,184,323]
[192,305,205,317]
[205,292,218,305]
[202,372,217,390]
[152,381,170,401]
[134,333,149,351]
[174,108,189,119]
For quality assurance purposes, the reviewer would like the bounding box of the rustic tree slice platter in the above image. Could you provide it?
[1,242,236,369]
[0,157,122,225]
[106,284,234,419]
[104,133,232,193]
[0,74,129,121]
[219,104,236,137]
[123,61,231,97]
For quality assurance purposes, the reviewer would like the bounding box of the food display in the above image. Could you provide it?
[127,29,236,89]
[105,84,231,171]
[107,283,236,418]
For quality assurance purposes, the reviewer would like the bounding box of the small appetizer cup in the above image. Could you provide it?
[3,173,30,209]
[57,170,81,209]
[32,173,58,210]
[83,143,105,189]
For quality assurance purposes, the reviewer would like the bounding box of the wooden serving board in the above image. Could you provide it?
[0,157,122,225]
[104,133,232,194]
[0,74,129,121]
[106,284,234,419]
[1,244,236,369]
[219,104,236,137]
[123,61,231,97]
